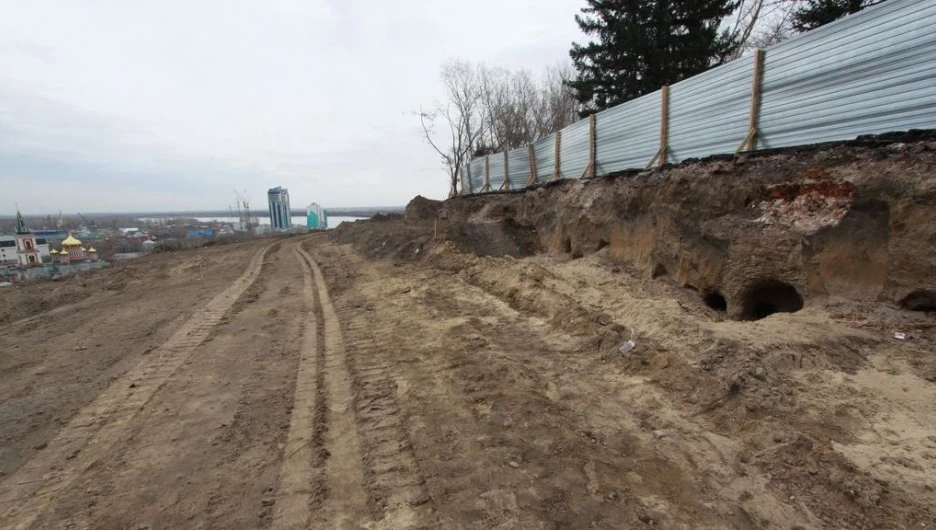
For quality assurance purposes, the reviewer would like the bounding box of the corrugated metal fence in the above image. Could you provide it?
[463,0,936,194]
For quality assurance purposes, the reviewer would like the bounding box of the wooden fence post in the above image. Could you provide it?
[502,150,510,191]
[660,85,669,167]
[553,131,562,181]
[483,156,491,192]
[737,49,765,153]
[588,114,597,178]
[646,85,669,168]
[527,144,537,186]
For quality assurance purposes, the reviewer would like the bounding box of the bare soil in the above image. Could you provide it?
[0,226,934,529]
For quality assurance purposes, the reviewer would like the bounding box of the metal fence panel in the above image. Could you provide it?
[759,0,936,148]
[469,158,484,193]
[533,134,556,182]
[669,55,754,161]
[559,118,590,179]
[595,91,661,173]
[506,147,531,190]
[462,0,936,194]
[487,154,506,191]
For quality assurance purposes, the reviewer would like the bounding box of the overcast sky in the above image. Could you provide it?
[0,0,585,214]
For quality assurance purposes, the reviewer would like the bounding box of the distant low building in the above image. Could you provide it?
[186,229,216,238]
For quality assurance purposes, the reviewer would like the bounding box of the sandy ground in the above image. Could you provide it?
[0,233,934,529]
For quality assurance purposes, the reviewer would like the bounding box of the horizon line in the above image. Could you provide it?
[0,206,406,218]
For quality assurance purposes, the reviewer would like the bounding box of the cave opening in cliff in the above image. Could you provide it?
[704,292,728,312]
[740,280,803,320]
[901,290,936,312]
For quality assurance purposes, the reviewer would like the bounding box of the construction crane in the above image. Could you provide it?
[76,212,95,229]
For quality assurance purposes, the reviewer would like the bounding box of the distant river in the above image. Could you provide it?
[194,216,367,229]
[139,216,367,229]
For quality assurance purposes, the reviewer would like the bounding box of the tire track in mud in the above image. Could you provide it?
[337,307,431,521]
[271,245,324,530]
[0,242,276,530]
[287,243,430,528]
[284,244,370,528]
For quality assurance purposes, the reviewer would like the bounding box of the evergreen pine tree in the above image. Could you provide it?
[790,0,883,32]
[568,0,740,115]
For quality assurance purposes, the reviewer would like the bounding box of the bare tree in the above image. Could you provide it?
[476,62,581,152]
[419,60,580,195]
[418,60,485,197]
[727,0,802,57]
[539,63,579,137]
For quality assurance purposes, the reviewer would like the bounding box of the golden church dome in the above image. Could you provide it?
[88,247,97,253]
[50,249,59,255]
[62,234,82,247]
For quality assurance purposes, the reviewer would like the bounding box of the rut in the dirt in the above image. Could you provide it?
[0,243,274,529]
[338,305,430,518]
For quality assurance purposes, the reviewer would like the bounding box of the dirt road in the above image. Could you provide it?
[1,234,934,529]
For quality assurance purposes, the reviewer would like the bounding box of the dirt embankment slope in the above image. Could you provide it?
[328,134,936,529]
[341,133,936,320]
[448,135,936,319]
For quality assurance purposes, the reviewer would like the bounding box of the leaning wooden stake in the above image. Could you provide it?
[483,156,491,192]
[646,85,670,168]
[527,144,538,186]
[737,49,765,153]
[501,150,510,191]
[553,131,562,181]
[587,114,597,178]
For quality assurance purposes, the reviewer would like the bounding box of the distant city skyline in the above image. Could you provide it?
[0,205,403,218]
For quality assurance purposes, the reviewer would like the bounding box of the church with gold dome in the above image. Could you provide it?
[1,209,107,283]
[49,234,98,264]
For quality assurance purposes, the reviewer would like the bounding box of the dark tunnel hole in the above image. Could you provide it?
[563,237,572,254]
[740,280,803,320]
[597,239,610,251]
[704,292,728,312]
[652,263,668,279]
[901,290,936,312]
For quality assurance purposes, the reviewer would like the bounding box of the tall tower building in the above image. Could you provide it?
[14,209,40,266]
[306,203,327,230]
[267,187,292,230]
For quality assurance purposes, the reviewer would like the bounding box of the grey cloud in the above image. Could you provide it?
[0,0,584,214]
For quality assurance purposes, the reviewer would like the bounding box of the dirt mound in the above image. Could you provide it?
[445,219,537,257]
[404,195,443,221]
[331,216,537,261]
[332,219,433,260]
